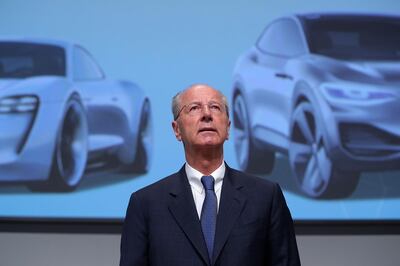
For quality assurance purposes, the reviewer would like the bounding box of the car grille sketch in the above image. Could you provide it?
[232,13,400,198]
[0,38,152,191]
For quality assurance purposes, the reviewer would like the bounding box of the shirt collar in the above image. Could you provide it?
[185,161,225,194]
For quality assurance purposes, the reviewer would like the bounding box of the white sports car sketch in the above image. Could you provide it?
[0,38,152,191]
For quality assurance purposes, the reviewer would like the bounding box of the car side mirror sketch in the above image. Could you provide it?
[250,53,259,63]
[275,72,293,80]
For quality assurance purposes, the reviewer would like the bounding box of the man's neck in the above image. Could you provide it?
[185,147,224,175]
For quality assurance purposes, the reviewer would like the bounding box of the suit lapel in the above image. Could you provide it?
[168,167,210,265]
[212,165,246,264]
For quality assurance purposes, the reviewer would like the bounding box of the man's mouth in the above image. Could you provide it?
[198,127,217,133]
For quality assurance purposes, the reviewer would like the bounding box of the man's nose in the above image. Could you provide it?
[200,105,213,121]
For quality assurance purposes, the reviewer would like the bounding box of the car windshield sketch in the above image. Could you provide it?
[232,13,400,198]
[0,38,152,191]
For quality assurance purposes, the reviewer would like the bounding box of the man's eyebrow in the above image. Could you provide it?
[187,100,222,105]
[185,101,202,106]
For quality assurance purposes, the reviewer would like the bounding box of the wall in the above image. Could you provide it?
[1,232,399,266]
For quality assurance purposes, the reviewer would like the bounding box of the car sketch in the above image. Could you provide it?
[232,13,400,198]
[0,38,152,191]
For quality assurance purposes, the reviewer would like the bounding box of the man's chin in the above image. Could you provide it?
[196,139,224,148]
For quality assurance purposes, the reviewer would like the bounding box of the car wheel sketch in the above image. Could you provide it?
[232,13,400,198]
[0,38,152,191]
[232,92,275,174]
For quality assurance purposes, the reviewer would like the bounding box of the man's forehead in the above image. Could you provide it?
[181,85,222,103]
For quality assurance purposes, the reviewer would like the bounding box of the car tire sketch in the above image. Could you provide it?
[121,99,152,174]
[0,38,152,191]
[288,101,360,198]
[232,13,400,198]
[233,92,275,174]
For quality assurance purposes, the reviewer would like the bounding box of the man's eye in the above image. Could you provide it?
[210,104,221,111]
[189,105,200,112]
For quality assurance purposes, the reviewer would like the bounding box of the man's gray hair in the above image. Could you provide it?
[172,86,230,120]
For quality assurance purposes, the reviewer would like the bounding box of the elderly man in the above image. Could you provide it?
[120,84,301,266]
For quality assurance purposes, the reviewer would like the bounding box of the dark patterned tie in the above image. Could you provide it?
[200,175,217,263]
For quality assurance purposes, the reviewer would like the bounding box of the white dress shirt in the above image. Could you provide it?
[185,162,225,218]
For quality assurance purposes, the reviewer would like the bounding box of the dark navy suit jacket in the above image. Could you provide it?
[120,164,300,266]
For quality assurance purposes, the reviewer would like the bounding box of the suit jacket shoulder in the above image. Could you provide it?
[226,166,282,205]
[228,167,277,189]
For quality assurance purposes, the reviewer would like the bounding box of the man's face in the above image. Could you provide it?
[172,85,230,150]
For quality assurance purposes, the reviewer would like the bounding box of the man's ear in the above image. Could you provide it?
[172,120,182,141]
[226,119,231,140]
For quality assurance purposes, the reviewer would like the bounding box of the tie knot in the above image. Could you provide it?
[201,175,215,191]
